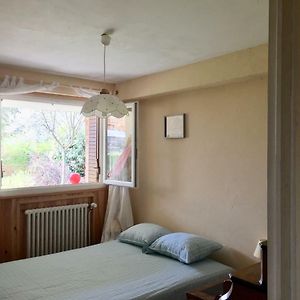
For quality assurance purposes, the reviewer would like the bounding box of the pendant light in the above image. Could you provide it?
[81,33,128,118]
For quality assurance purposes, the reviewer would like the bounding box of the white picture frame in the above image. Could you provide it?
[164,114,186,139]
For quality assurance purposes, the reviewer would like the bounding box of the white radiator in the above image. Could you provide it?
[25,203,97,258]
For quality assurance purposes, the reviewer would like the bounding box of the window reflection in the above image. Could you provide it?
[104,103,136,187]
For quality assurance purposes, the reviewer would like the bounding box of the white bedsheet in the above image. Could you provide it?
[0,241,232,300]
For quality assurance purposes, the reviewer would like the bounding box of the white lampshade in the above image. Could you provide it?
[81,91,128,118]
[253,239,267,259]
[80,33,129,119]
[254,241,262,259]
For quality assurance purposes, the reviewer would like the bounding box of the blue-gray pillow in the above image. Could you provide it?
[118,223,171,248]
[146,232,222,264]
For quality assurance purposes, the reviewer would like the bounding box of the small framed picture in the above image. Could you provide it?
[164,114,186,139]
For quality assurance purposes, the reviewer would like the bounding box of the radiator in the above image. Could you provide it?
[25,203,97,258]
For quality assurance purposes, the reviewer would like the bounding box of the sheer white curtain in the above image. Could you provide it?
[73,87,98,98]
[0,75,58,96]
[101,185,134,242]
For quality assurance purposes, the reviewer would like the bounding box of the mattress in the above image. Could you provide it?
[0,240,232,300]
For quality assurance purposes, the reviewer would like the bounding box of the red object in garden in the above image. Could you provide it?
[69,173,81,184]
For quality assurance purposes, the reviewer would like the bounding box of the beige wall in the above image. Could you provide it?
[131,76,267,269]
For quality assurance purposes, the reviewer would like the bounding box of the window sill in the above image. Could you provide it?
[0,183,106,198]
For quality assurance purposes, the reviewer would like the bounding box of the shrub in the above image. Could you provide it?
[29,154,69,186]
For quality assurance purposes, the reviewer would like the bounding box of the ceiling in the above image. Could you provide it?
[0,0,268,83]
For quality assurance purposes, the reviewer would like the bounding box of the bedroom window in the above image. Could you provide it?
[0,98,137,190]
[0,98,91,189]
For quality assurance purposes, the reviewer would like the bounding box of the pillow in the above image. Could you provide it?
[118,223,171,248]
[146,232,222,264]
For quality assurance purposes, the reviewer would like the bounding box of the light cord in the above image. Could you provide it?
[103,44,106,83]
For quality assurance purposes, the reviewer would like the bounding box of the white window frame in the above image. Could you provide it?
[0,95,98,192]
[102,102,138,188]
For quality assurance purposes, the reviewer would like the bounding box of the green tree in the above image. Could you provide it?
[64,133,85,176]
[1,107,21,137]
[40,111,84,183]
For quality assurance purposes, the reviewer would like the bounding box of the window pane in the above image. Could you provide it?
[104,103,137,187]
[1,99,86,189]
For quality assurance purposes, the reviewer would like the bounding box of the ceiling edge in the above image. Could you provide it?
[116,44,268,100]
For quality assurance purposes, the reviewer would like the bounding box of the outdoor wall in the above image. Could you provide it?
[130,76,267,269]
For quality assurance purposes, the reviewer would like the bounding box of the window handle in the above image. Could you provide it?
[0,160,4,178]
[95,158,101,181]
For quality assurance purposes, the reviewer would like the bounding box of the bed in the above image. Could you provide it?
[0,240,232,300]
